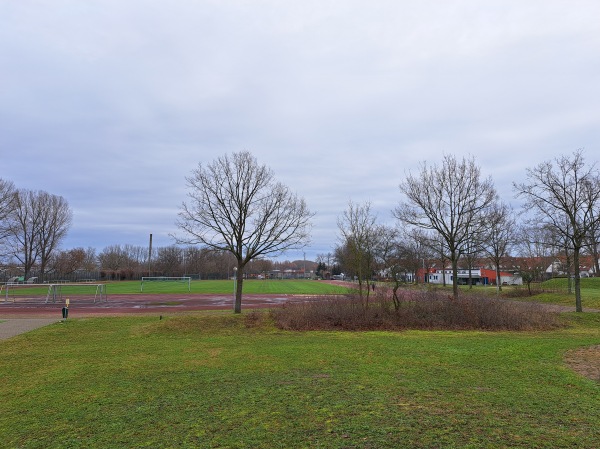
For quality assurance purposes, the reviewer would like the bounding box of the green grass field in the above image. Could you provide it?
[3,277,599,315]
[514,277,600,310]
[1,279,350,300]
[130,279,350,295]
[1,312,599,448]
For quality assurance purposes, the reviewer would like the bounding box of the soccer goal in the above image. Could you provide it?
[45,283,107,304]
[140,276,191,292]
[2,283,48,303]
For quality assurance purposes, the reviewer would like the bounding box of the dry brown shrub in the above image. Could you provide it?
[270,289,563,332]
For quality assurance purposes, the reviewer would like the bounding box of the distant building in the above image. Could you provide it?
[418,267,522,286]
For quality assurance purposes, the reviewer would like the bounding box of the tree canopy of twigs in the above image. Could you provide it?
[395,154,497,299]
[514,149,600,312]
[175,151,313,313]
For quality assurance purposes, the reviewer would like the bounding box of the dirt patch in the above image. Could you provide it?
[564,345,600,383]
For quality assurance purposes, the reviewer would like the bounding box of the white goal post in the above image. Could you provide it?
[140,276,191,292]
[1,283,106,303]
[45,283,107,304]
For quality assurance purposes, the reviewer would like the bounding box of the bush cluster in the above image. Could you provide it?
[270,289,563,332]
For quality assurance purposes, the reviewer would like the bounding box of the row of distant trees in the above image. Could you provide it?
[0,240,314,282]
[332,150,600,312]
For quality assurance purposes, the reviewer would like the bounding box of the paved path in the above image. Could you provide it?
[0,318,58,341]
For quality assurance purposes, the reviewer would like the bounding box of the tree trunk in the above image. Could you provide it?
[495,265,502,294]
[392,282,400,311]
[573,249,582,313]
[468,263,473,289]
[451,252,459,299]
[234,266,244,314]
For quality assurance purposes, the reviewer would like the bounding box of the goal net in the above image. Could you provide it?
[2,283,48,303]
[140,276,191,292]
[45,283,107,304]
[1,282,107,304]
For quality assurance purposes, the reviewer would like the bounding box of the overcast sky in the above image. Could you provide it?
[2,1,599,261]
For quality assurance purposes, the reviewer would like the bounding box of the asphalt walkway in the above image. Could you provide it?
[0,319,58,341]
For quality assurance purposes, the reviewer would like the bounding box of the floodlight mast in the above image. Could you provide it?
[148,233,153,276]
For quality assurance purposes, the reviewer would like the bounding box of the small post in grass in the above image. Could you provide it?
[62,297,70,321]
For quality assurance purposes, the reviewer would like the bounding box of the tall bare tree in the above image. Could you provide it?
[5,189,72,280]
[514,149,600,312]
[583,189,600,276]
[395,154,497,299]
[0,178,15,221]
[483,201,516,293]
[154,246,184,276]
[175,151,313,313]
[0,179,16,255]
[50,247,89,277]
[36,191,72,278]
[336,201,382,301]
[401,227,436,284]
[516,221,556,294]
[6,190,41,279]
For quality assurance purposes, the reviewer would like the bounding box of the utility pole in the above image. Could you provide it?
[148,233,153,276]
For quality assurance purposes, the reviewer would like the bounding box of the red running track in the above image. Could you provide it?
[0,293,329,318]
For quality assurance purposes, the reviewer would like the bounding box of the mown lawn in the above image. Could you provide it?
[519,277,600,310]
[116,279,351,295]
[1,279,351,300]
[1,312,599,448]
[422,278,600,310]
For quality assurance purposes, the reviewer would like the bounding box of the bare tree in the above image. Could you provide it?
[182,246,209,276]
[0,179,16,235]
[583,189,600,276]
[514,149,600,312]
[154,246,184,276]
[175,151,313,313]
[0,179,16,257]
[50,247,88,277]
[98,245,134,271]
[246,258,273,278]
[516,222,556,294]
[336,201,382,302]
[182,247,235,279]
[377,225,405,309]
[403,227,435,284]
[483,201,517,293]
[426,231,450,286]
[4,189,72,280]
[36,191,72,279]
[82,247,99,271]
[6,191,40,279]
[395,154,497,299]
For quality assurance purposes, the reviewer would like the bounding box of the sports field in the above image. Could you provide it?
[113,278,351,295]
[0,280,352,317]
[3,278,600,317]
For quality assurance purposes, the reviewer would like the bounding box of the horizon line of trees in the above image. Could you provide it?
[0,242,319,282]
